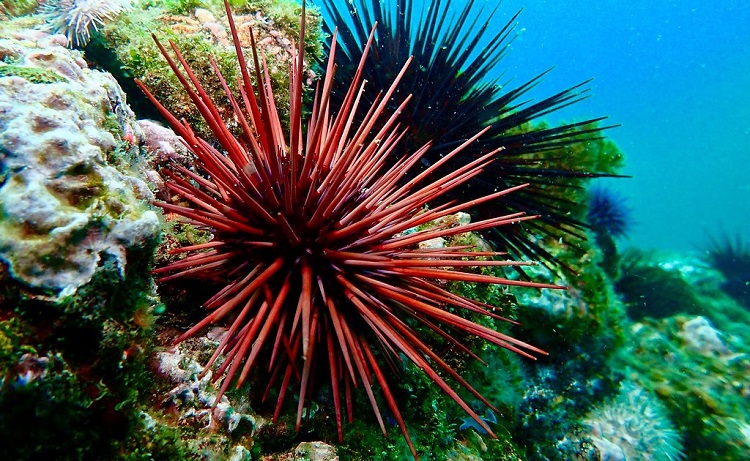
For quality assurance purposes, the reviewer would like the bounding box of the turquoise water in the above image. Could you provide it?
[485,0,750,251]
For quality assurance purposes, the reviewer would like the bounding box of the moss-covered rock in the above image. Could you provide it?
[610,249,750,461]
[614,249,703,320]
[617,314,750,460]
[0,62,67,83]
[0,27,159,297]
[0,249,163,460]
[0,0,38,19]
[0,23,179,461]
[90,0,323,140]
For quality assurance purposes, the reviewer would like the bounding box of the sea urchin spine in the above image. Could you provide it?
[137,1,561,457]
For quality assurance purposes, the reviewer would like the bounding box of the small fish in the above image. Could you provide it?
[459,408,497,434]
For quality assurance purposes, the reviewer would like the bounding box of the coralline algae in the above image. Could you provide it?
[0,28,159,297]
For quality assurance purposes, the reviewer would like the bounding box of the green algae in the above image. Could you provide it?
[610,251,750,461]
[617,315,750,460]
[0,0,37,18]
[0,242,175,460]
[89,0,323,141]
[0,64,68,84]
[615,249,702,320]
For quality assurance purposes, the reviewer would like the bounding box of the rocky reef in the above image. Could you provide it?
[0,27,158,296]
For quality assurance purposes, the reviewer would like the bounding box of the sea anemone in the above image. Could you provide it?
[705,233,750,308]
[583,381,685,461]
[138,0,560,456]
[587,186,631,239]
[316,0,621,268]
[39,0,132,47]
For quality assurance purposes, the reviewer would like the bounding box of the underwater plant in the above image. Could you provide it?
[705,233,750,308]
[0,0,37,17]
[614,250,701,320]
[39,0,132,47]
[138,0,560,457]
[315,0,621,268]
[94,0,322,141]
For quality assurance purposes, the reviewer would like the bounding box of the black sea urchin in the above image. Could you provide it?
[586,185,631,277]
[316,0,620,269]
[587,186,631,239]
[706,233,750,308]
[138,1,560,457]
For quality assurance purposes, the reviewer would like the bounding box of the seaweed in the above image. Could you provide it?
[614,250,701,320]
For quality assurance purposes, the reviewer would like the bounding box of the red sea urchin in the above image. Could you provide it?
[137,0,560,457]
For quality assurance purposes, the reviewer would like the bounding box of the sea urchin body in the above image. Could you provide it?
[39,0,131,47]
[137,1,560,457]
[587,185,631,239]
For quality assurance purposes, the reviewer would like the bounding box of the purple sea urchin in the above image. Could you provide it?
[139,0,561,457]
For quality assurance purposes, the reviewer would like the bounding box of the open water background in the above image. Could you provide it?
[428,0,750,252]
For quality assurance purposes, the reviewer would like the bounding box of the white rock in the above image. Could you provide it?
[0,29,158,296]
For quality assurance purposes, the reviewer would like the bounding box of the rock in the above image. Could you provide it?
[137,119,193,200]
[0,28,159,297]
[293,441,338,461]
[157,343,261,436]
[678,316,731,357]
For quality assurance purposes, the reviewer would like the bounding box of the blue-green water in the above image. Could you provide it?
[483,0,750,251]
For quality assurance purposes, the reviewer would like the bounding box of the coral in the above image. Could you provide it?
[139,2,562,458]
[705,233,750,309]
[316,0,625,268]
[0,27,159,297]
[38,0,133,47]
[583,381,685,461]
